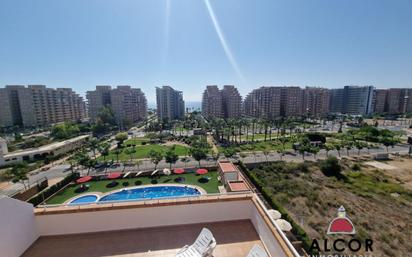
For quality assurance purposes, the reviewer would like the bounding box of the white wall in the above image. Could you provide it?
[36,200,253,236]
[0,197,38,257]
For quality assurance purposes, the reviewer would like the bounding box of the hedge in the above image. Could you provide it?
[238,161,315,254]
[28,172,80,206]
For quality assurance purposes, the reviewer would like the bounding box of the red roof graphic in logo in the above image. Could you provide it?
[327,206,356,235]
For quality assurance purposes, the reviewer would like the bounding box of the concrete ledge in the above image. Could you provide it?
[34,193,254,216]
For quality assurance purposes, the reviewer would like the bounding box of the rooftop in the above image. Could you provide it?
[22,220,263,257]
[218,162,238,173]
[228,181,250,192]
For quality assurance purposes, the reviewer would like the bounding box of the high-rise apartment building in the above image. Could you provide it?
[302,87,330,117]
[343,86,374,115]
[329,86,374,115]
[221,85,242,119]
[86,86,112,123]
[386,88,412,114]
[86,86,147,126]
[202,85,242,119]
[372,89,388,113]
[110,86,147,128]
[156,86,185,120]
[0,85,86,128]
[280,87,303,117]
[329,88,345,113]
[243,87,281,119]
[202,86,223,119]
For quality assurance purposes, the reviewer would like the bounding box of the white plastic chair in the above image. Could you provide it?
[247,244,268,257]
[175,228,217,257]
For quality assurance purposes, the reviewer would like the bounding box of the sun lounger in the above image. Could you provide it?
[123,172,131,178]
[175,228,216,257]
[247,245,268,257]
[151,170,159,176]
[135,171,143,177]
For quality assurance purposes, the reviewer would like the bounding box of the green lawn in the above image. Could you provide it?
[46,171,221,205]
[99,144,189,162]
[219,140,293,153]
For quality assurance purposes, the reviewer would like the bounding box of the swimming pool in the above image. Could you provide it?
[67,185,202,205]
[69,195,98,205]
[99,186,201,202]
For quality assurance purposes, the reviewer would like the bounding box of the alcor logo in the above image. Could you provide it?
[309,206,373,256]
[327,206,356,235]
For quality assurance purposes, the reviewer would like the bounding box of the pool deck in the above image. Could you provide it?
[63,184,208,205]
[22,220,266,257]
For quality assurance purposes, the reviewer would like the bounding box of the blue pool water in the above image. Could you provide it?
[69,195,98,205]
[99,186,201,202]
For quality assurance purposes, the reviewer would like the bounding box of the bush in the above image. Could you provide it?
[352,163,361,171]
[320,156,342,178]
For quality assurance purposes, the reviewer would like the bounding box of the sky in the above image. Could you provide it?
[0,0,411,102]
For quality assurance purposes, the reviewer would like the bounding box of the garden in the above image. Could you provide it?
[45,169,221,205]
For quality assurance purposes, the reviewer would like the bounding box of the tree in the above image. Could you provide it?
[97,106,116,125]
[190,147,208,167]
[114,148,121,163]
[98,143,110,162]
[86,159,97,175]
[320,156,342,178]
[6,163,29,189]
[148,150,163,170]
[309,146,320,160]
[115,132,128,148]
[89,137,99,159]
[165,148,179,169]
[124,148,136,163]
[324,143,335,157]
[380,136,398,153]
[334,142,342,157]
[51,122,80,140]
[134,159,143,171]
[277,149,285,161]
[355,141,368,155]
[279,136,289,151]
[262,149,270,163]
[297,138,311,160]
[223,148,237,160]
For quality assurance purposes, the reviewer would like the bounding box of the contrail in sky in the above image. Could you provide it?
[162,0,171,66]
[204,0,245,82]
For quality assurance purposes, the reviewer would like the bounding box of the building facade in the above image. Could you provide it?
[156,86,185,120]
[243,87,282,119]
[86,86,112,123]
[329,86,374,115]
[0,85,86,128]
[202,85,242,119]
[280,87,303,117]
[372,89,388,113]
[86,85,147,126]
[302,87,330,117]
[110,86,147,128]
[202,85,223,119]
[221,85,242,118]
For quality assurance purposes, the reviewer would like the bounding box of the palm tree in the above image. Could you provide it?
[98,143,110,162]
[134,159,143,172]
[148,149,163,170]
[89,137,99,159]
[165,148,179,169]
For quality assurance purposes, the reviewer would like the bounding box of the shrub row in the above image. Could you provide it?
[237,161,315,255]
[28,172,80,207]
